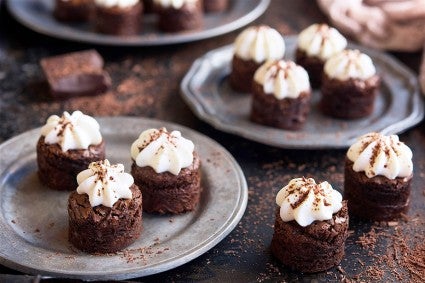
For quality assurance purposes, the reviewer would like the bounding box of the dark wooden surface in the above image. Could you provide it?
[0,0,424,282]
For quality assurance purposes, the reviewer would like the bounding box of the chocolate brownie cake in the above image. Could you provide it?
[250,60,311,130]
[94,0,143,35]
[68,160,142,253]
[40,49,111,99]
[54,0,94,22]
[295,23,347,88]
[37,111,105,191]
[154,0,203,33]
[271,177,348,273]
[344,132,413,221]
[203,0,228,12]
[320,49,380,119]
[229,25,285,92]
[130,127,201,214]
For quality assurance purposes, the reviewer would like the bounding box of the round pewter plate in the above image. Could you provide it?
[7,0,270,46]
[0,117,248,280]
[181,36,424,149]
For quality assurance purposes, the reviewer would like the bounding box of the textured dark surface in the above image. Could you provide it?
[1,0,424,282]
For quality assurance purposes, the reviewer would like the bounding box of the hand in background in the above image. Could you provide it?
[317,0,425,93]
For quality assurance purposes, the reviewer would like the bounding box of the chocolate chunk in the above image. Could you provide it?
[40,50,111,99]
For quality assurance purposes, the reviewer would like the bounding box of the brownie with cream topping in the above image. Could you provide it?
[250,60,311,130]
[295,23,347,88]
[54,0,94,22]
[68,160,142,253]
[344,132,413,221]
[130,127,201,214]
[320,49,380,119]
[36,111,105,191]
[154,0,203,33]
[271,177,348,273]
[229,25,285,93]
[94,0,143,35]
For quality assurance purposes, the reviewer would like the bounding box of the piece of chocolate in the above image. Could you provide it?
[40,50,111,99]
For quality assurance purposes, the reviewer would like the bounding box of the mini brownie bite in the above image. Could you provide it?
[94,0,143,36]
[250,60,311,130]
[203,0,228,12]
[320,49,380,119]
[54,0,94,22]
[296,23,347,88]
[154,0,203,33]
[37,111,105,191]
[271,177,348,273]
[344,132,413,221]
[130,127,201,214]
[229,25,285,93]
[68,160,142,253]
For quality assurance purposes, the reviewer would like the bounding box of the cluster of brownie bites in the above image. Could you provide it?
[271,132,414,272]
[54,0,229,35]
[36,110,201,254]
[229,23,381,131]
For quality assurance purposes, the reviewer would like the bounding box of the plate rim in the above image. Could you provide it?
[0,116,248,280]
[180,36,424,149]
[6,0,271,46]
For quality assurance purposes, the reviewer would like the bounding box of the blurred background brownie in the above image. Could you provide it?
[250,60,311,130]
[130,127,201,214]
[345,132,413,221]
[37,111,105,191]
[203,0,228,13]
[54,0,94,22]
[320,49,380,119]
[69,160,142,253]
[94,0,143,35]
[295,23,347,88]
[154,0,203,33]
[271,177,348,273]
[40,49,111,99]
[229,25,285,93]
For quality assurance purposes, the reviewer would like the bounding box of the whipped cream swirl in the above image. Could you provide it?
[41,110,102,152]
[153,0,197,9]
[276,177,343,227]
[131,127,195,175]
[95,0,139,8]
[234,25,285,63]
[324,49,376,81]
[254,60,310,99]
[297,23,347,61]
[347,132,413,179]
[77,160,133,208]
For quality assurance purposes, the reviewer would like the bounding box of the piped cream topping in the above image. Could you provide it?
[153,0,197,9]
[130,127,195,175]
[297,23,347,61]
[276,177,343,227]
[94,0,139,8]
[347,132,413,179]
[324,49,376,81]
[76,160,133,208]
[40,111,102,152]
[234,25,285,63]
[254,60,310,99]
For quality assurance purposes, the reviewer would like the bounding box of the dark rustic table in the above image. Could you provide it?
[1,0,424,282]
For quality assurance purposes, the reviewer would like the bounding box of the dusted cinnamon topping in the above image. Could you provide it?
[254,60,310,99]
[276,177,343,227]
[40,110,102,152]
[130,127,195,175]
[347,132,413,179]
[76,159,133,207]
